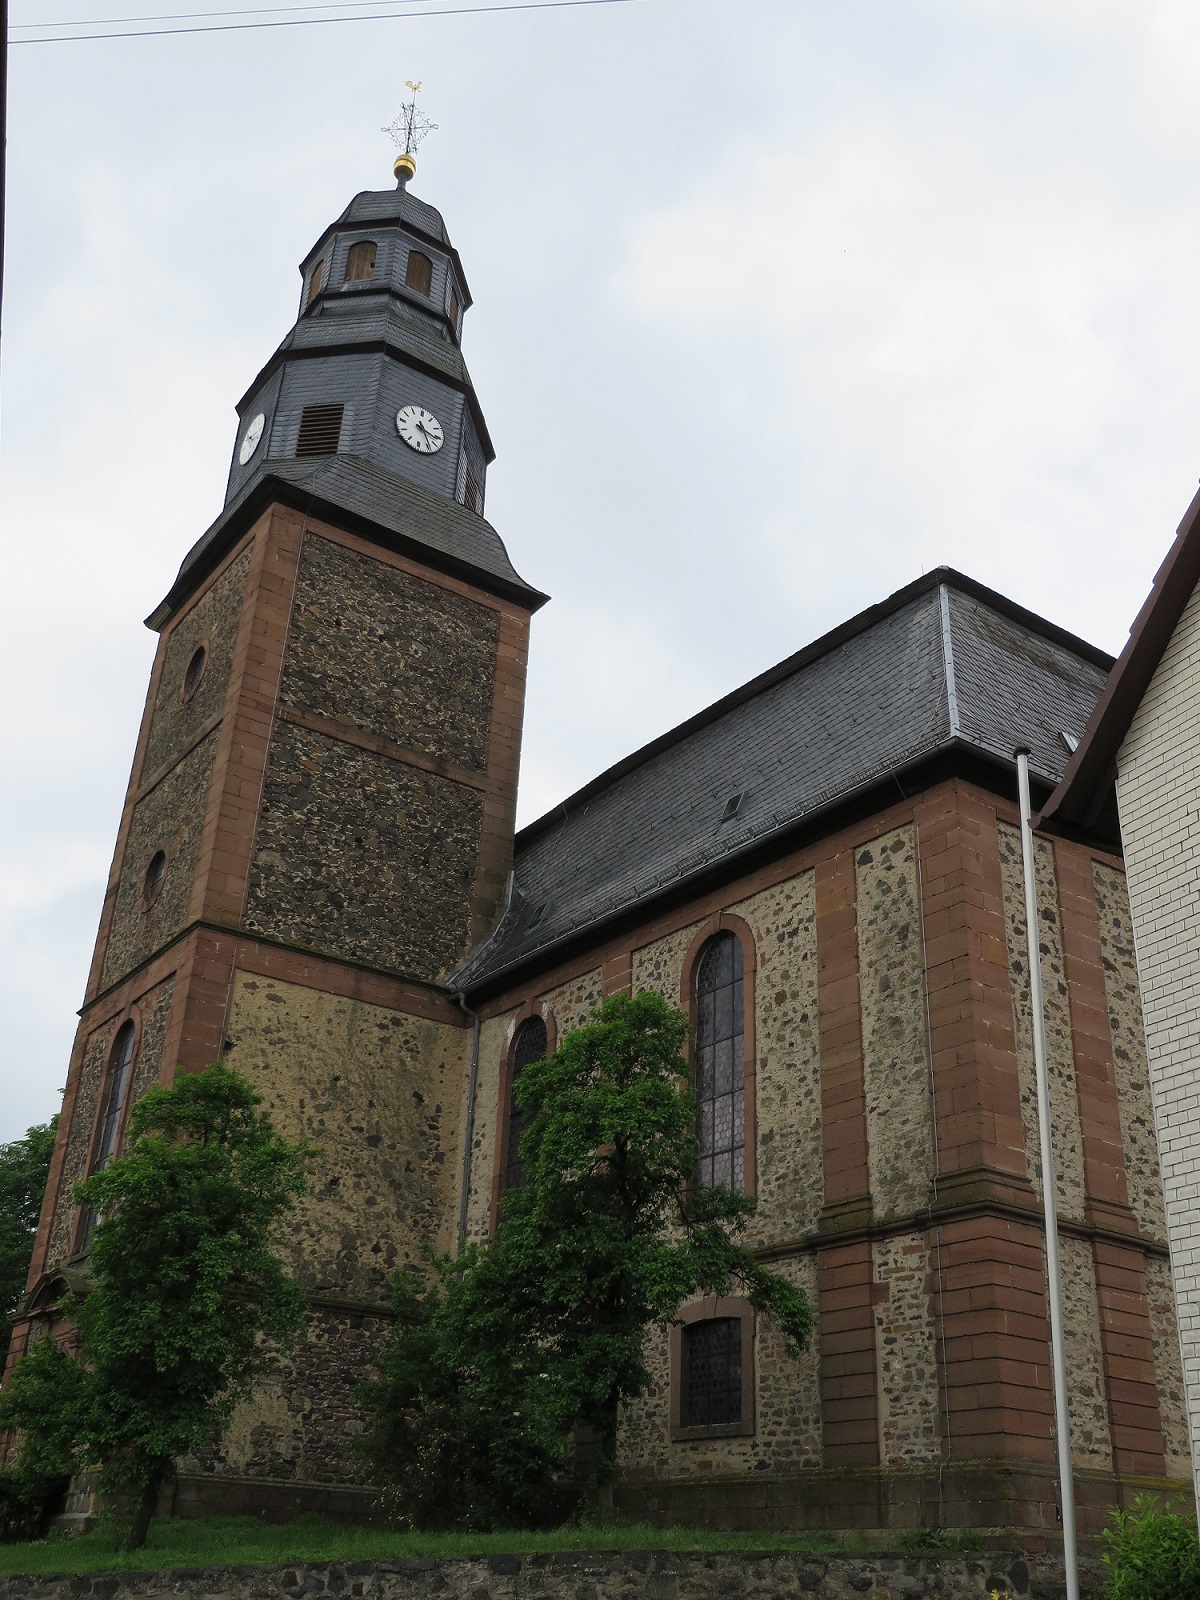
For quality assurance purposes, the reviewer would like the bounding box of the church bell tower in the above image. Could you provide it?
[11,125,546,1516]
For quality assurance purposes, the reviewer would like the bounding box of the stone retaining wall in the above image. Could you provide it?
[0,1547,1074,1600]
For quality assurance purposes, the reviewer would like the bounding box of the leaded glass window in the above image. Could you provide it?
[78,1020,137,1252]
[684,1317,742,1428]
[694,932,744,1191]
[505,1016,547,1191]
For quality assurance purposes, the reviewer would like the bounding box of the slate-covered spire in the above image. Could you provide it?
[149,164,544,628]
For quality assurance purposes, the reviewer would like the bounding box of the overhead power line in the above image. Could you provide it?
[9,0,436,30]
[10,0,638,43]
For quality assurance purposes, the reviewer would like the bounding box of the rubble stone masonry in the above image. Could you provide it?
[246,722,483,982]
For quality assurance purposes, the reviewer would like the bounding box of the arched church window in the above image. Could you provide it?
[405,250,433,297]
[345,241,377,282]
[77,1020,138,1254]
[95,1022,136,1172]
[504,1016,547,1192]
[306,258,325,306]
[694,932,744,1192]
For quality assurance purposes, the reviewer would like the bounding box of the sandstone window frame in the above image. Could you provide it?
[669,1295,756,1441]
[73,1012,142,1256]
[490,1002,557,1231]
[680,913,758,1198]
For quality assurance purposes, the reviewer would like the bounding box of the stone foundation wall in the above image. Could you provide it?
[0,1547,1049,1600]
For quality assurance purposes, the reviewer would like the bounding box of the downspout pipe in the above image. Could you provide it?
[455,989,481,1255]
[1015,747,1080,1600]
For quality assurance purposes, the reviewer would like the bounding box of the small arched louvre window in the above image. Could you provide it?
[504,1016,547,1192]
[405,250,433,297]
[345,240,377,282]
[306,258,324,306]
[694,933,744,1192]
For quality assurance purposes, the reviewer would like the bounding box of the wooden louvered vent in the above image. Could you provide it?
[405,250,433,296]
[295,403,344,458]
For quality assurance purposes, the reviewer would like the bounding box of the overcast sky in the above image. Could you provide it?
[4,0,1200,1143]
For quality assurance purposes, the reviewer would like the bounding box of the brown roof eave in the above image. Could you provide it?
[1040,481,1200,835]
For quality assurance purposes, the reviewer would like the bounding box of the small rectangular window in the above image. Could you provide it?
[684,1318,742,1428]
[345,240,377,282]
[306,258,324,306]
[295,403,344,457]
[405,250,433,297]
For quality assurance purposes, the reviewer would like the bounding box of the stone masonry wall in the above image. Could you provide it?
[100,728,220,989]
[182,1302,391,1489]
[1092,862,1167,1239]
[617,1254,822,1478]
[44,976,177,1272]
[462,1008,519,1244]
[0,1548,1042,1600]
[45,1023,116,1270]
[996,824,1086,1221]
[225,971,469,1298]
[1059,1235,1112,1470]
[281,534,499,772]
[140,543,252,781]
[872,1231,941,1466]
[631,922,703,1001]
[246,723,483,983]
[1147,1253,1193,1478]
[727,874,822,1247]
[539,967,604,1035]
[855,828,934,1221]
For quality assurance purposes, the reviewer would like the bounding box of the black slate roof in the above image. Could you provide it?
[457,569,1111,993]
[146,453,546,629]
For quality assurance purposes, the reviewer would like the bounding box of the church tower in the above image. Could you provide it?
[10,144,545,1517]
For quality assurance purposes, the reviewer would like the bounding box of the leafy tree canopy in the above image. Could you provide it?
[0,1118,58,1370]
[360,990,813,1527]
[0,1065,311,1548]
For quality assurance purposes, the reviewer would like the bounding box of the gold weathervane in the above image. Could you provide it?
[383,81,438,187]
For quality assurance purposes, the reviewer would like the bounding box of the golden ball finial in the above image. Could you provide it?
[393,151,417,186]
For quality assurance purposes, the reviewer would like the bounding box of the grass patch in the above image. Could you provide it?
[0,1515,985,1575]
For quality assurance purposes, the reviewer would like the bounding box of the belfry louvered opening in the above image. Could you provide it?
[295,403,344,458]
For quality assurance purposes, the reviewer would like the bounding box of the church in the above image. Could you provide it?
[5,152,1191,1541]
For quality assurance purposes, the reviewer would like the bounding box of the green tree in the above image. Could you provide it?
[1101,1494,1200,1600]
[0,1064,310,1548]
[0,1117,59,1370]
[361,990,813,1525]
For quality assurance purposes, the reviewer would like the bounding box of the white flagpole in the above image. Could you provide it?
[1015,747,1080,1600]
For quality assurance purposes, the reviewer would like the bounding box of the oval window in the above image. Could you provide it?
[183,645,207,700]
[143,850,166,909]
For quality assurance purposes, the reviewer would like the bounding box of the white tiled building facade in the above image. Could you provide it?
[1115,576,1200,1509]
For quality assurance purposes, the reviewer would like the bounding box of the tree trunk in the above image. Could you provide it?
[127,1465,165,1550]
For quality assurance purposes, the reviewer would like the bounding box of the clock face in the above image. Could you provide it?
[239,412,265,465]
[396,404,444,454]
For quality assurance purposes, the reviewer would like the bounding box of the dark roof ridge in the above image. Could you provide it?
[1041,480,1200,835]
[515,565,1113,851]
